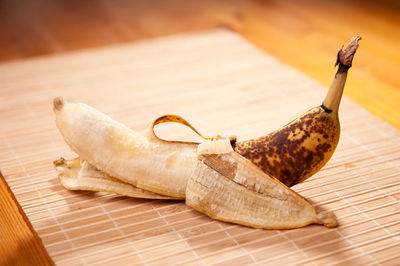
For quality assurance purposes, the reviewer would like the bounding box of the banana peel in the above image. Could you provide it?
[234,36,361,187]
[187,148,336,229]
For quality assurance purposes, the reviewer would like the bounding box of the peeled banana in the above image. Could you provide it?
[234,36,361,187]
[53,98,336,229]
[54,98,198,199]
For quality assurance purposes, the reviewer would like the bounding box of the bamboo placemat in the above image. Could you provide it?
[0,30,399,265]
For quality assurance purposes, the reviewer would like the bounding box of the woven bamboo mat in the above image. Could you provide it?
[0,30,399,265]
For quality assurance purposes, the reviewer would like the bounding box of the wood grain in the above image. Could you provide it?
[0,172,54,266]
[1,30,399,264]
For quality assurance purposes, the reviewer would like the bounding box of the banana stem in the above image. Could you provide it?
[322,71,348,113]
[322,36,361,113]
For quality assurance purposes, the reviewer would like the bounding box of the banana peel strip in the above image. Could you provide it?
[186,150,337,229]
[148,114,237,145]
[149,114,210,144]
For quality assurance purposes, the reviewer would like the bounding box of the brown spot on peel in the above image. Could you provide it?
[235,106,340,187]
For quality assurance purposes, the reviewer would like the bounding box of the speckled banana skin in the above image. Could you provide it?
[234,36,360,187]
[234,106,340,187]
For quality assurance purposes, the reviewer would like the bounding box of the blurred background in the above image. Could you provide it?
[1,0,399,127]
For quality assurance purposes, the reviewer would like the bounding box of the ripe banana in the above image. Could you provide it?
[53,98,336,229]
[234,36,361,187]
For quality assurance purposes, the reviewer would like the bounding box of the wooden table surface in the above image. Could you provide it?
[1,0,399,264]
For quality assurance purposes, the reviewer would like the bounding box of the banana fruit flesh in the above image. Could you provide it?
[234,36,361,187]
[54,157,176,199]
[53,98,336,229]
[54,97,197,199]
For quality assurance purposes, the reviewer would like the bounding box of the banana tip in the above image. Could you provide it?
[53,97,64,112]
[317,211,337,228]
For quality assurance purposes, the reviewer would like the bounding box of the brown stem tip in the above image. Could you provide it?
[53,97,64,112]
[335,36,361,67]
